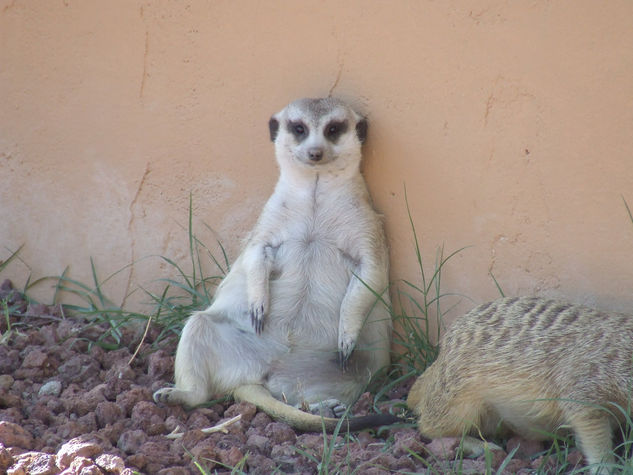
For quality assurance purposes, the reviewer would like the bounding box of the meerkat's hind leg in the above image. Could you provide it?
[308,399,348,418]
[153,385,209,408]
[265,350,369,408]
[569,413,615,474]
[153,309,284,408]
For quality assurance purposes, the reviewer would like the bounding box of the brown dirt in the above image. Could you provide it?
[0,279,584,474]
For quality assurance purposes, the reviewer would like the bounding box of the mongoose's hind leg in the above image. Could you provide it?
[153,309,285,407]
[569,412,615,473]
[264,350,371,409]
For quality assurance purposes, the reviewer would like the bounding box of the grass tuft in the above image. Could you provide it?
[388,186,468,375]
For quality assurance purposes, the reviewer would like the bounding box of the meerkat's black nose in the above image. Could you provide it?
[308,147,324,161]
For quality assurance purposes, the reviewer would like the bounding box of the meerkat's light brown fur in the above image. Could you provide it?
[408,296,633,473]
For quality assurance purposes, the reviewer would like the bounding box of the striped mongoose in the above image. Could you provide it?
[408,296,633,473]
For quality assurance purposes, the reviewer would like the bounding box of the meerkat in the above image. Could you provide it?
[154,97,394,431]
[407,296,633,473]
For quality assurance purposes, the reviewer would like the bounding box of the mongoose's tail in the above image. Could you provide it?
[233,384,402,433]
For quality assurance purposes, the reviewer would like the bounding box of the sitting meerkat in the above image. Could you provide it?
[408,296,633,473]
[154,97,394,431]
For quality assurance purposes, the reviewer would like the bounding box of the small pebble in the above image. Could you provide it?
[38,380,62,397]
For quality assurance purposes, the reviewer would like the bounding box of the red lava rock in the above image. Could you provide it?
[506,435,545,458]
[351,391,373,415]
[0,282,583,473]
[185,409,213,430]
[264,421,296,445]
[502,458,531,473]
[424,436,461,459]
[225,401,257,424]
[179,429,206,450]
[116,429,147,454]
[217,445,245,468]
[269,444,300,472]
[115,386,153,416]
[0,421,34,450]
[65,455,103,474]
[28,402,57,425]
[485,447,511,470]
[97,419,127,446]
[164,415,186,434]
[95,453,125,472]
[56,420,95,441]
[147,350,173,379]
[131,400,166,431]
[392,427,425,457]
[365,452,401,471]
[294,433,323,458]
[246,433,272,455]
[125,453,146,470]
[56,437,103,470]
[456,458,488,473]
[189,439,218,465]
[0,443,13,471]
[11,451,58,475]
[248,453,276,475]
[15,348,57,379]
[58,354,101,385]
[567,448,584,467]
[140,440,181,473]
[37,326,59,346]
[249,411,272,429]
[27,303,50,317]
[531,453,558,472]
[105,362,136,382]
[95,401,124,428]
[20,348,49,369]
[0,374,14,391]
[0,392,23,409]
[157,467,191,475]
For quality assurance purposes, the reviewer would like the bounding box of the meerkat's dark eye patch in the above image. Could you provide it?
[324,120,348,143]
[269,117,280,142]
[355,118,368,144]
[287,121,308,141]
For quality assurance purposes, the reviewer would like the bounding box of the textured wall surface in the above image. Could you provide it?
[2,1,632,330]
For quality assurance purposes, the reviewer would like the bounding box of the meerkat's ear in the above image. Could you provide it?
[269,117,280,142]
[355,117,368,144]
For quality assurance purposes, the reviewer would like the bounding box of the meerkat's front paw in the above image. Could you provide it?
[338,333,356,371]
[249,300,267,334]
[153,387,176,404]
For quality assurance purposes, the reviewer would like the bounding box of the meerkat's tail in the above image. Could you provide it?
[233,384,402,433]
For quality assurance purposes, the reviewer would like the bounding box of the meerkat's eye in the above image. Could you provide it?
[324,120,348,142]
[288,121,307,140]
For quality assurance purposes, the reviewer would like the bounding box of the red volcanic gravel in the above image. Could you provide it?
[0,279,584,474]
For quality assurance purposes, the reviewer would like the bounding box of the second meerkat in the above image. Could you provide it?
[154,98,393,431]
[408,296,633,473]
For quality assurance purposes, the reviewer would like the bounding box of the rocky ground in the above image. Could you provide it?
[0,278,587,474]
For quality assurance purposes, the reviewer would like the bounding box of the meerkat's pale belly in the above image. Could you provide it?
[268,233,352,347]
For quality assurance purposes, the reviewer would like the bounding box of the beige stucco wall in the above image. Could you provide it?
[2,1,632,331]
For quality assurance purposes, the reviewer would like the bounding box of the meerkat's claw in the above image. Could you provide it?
[153,387,174,404]
[338,349,349,371]
[250,304,265,334]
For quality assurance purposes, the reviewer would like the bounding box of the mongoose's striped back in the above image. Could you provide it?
[407,296,633,473]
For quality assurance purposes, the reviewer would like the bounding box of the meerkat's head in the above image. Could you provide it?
[268,98,367,176]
